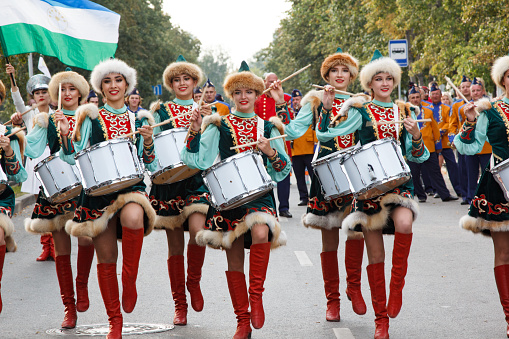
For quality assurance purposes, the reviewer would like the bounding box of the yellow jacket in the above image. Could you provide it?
[291,126,317,156]
[420,106,440,153]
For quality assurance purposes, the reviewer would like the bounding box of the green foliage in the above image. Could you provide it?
[0,0,201,119]
[257,0,508,98]
[198,47,232,98]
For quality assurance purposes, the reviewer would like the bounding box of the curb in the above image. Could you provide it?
[13,194,36,215]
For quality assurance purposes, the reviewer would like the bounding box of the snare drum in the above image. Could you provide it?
[34,153,83,204]
[149,128,200,185]
[311,147,355,200]
[342,138,411,200]
[491,158,509,201]
[75,139,144,196]
[202,150,275,211]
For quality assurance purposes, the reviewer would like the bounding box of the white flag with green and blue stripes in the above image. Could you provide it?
[0,0,120,70]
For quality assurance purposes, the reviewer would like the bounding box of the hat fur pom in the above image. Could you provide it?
[321,53,359,83]
[49,71,90,105]
[360,57,401,92]
[90,59,137,96]
[491,55,509,91]
[223,72,265,99]
[162,62,204,93]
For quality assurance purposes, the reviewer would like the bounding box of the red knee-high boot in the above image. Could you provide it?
[168,255,188,325]
[387,232,412,318]
[320,251,340,322]
[226,271,252,339]
[55,255,77,329]
[345,239,367,315]
[76,243,94,312]
[121,227,143,313]
[494,264,509,338]
[37,234,55,261]
[0,244,5,314]
[97,263,123,339]
[186,244,205,312]
[249,242,270,329]
[367,263,389,339]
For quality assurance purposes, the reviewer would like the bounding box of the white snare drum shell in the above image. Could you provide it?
[203,151,274,210]
[312,151,351,200]
[492,158,509,201]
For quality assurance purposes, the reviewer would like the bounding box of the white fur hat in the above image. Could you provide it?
[491,55,509,91]
[90,59,137,96]
[359,50,402,92]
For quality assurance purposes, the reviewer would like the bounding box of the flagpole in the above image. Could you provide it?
[28,53,33,77]
[4,57,16,87]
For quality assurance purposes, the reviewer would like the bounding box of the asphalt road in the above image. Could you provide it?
[0,179,505,339]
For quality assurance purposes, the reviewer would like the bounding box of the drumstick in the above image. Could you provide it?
[115,111,192,139]
[5,126,27,138]
[230,134,287,150]
[184,83,209,143]
[262,64,311,95]
[311,84,355,96]
[377,119,431,125]
[57,83,62,133]
[4,102,43,125]
[444,75,479,116]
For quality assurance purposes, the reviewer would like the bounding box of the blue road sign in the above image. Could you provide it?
[389,39,408,67]
[152,84,162,96]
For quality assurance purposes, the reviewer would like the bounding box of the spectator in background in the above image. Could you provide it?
[429,83,461,197]
[459,77,492,205]
[254,72,294,218]
[86,90,99,106]
[215,93,231,112]
[202,79,230,115]
[441,92,453,106]
[451,75,472,204]
[289,89,316,206]
[193,86,202,103]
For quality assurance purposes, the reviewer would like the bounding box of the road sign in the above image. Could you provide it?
[389,39,408,67]
[152,84,162,96]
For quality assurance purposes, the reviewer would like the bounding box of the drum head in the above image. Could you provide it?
[47,185,83,204]
[215,188,271,211]
[87,177,143,197]
[152,165,200,185]
[354,175,410,200]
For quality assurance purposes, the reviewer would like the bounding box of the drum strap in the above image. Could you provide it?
[312,142,320,162]
[257,117,264,141]
[491,153,495,171]
[128,110,136,138]
[393,103,400,143]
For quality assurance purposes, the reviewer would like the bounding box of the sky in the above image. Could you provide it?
[162,0,292,68]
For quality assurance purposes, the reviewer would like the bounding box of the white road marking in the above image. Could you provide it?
[333,328,355,339]
[294,251,313,266]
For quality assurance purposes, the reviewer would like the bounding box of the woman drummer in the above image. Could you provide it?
[316,50,429,339]
[23,70,95,328]
[454,53,509,337]
[7,64,55,261]
[56,58,157,339]
[0,80,28,313]
[285,47,366,321]
[182,61,290,339]
[142,55,211,326]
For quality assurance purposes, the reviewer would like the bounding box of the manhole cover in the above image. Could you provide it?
[46,323,174,336]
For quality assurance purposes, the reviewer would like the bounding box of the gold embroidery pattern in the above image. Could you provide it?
[366,103,403,140]
[165,102,192,128]
[225,115,258,153]
[494,101,509,145]
[98,109,131,140]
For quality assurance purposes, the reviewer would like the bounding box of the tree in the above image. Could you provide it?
[198,47,232,98]
[0,0,202,120]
